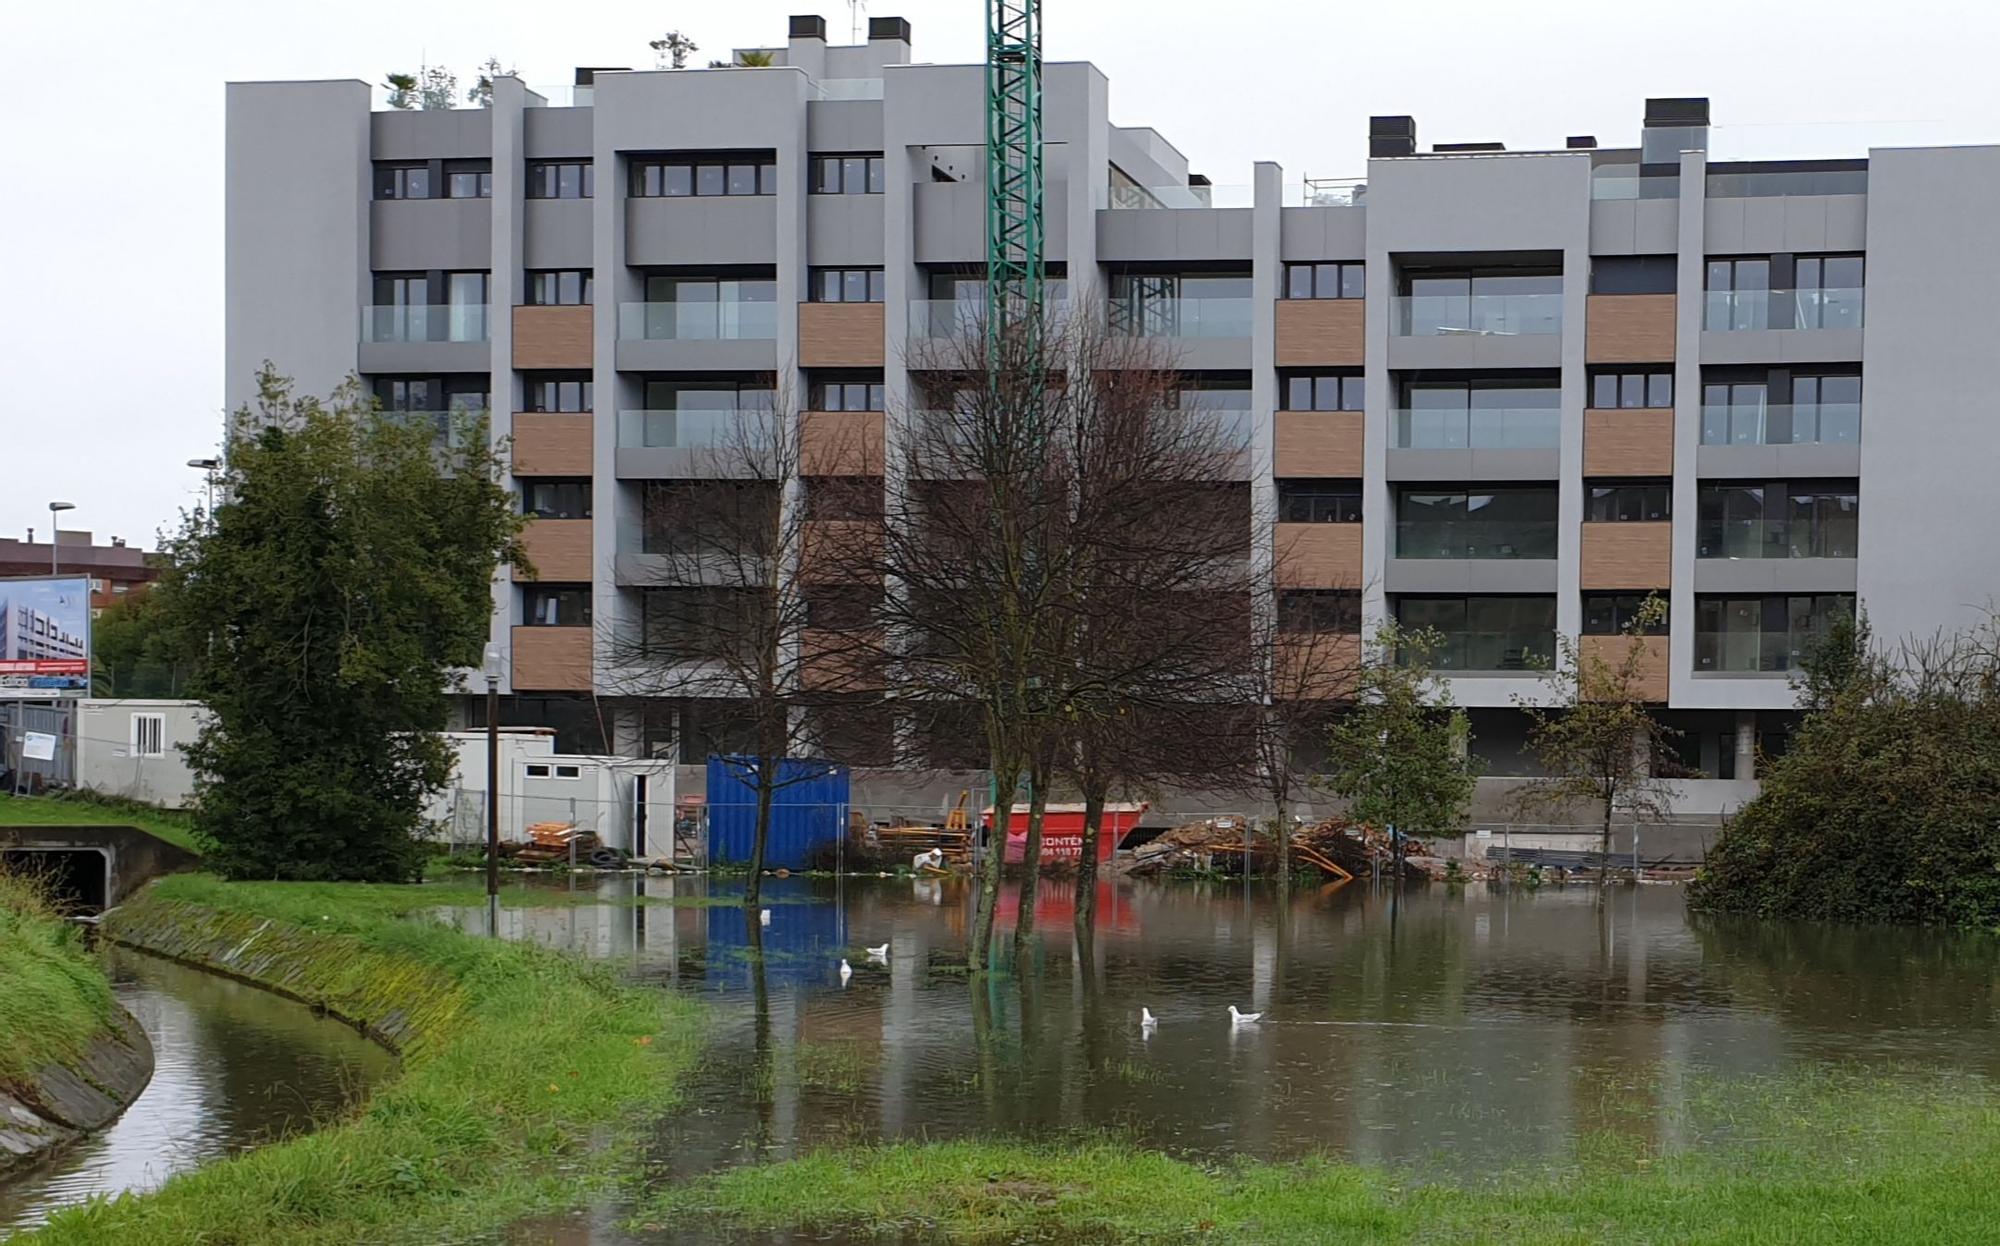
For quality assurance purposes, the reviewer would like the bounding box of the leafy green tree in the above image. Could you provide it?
[1324,623,1480,871]
[1512,595,1680,886]
[150,368,523,882]
[1691,612,2000,926]
[383,72,418,110]
[91,591,187,698]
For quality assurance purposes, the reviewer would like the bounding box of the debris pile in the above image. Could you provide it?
[499,822,628,869]
[1125,816,1445,883]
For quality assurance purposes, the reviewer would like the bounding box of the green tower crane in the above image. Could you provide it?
[983,0,1044,364]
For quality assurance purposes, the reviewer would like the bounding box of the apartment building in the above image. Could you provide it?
[0,533,159,615]
[225,13,2000,797]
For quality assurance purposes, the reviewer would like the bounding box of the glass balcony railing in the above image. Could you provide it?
[1395,520,1559,560]
[907,298,1071,338]
[1394,293,1562,337]
[1696,632,1810,673]
[617,410,776,450]
[617,300,778,341]
[1700,403,1862,446]
[1589,170,1680,200]
[360,304,491,343]
[1108,296,1254,339]
[1696,519,1859,561]
[1423,630,1557,672]
[1282,181,1367,207]
[1102,182,1253,209]
[1703,288,1865,331]
[1394,406,1560,450]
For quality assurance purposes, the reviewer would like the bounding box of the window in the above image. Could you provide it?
[1696,594,1854,672]
[1279,590,1361,634]
[522,480,592,519]
[446,159,493,198]
[525,763,551,777]
[113,583,129,594]
[1586,482,1671,522]
[1705,257,1772,330]
[630,156,776,197]
[811,153,887,194]
[1393,596,1557,670]
[527,270,593,306]
[373,162,431,200]
[130,713,165,758]
[1282,373,1364,411]
[1794,254,1865,329]
[524,374,593,412]
[372,376,489,413]
[1398,379,1560,449]
[1277,480,1362,523]
[1396,488,1559,559]
[810,268,886,303]
[1399,268,1562,336]
[811,377,886,411]
[636,275,778,340]
[526,160,594,199]
[88,578,107,593]
[1696,481,1859,560]
[1170,383,1252,411]
[374,272,427,308]
[1590,369,1673,409]
[524,587,592,626]
[1583,594,1669,635]
[1284,262,1364,300]
[1590,256,1677,295]
[1109,272,1254,338]
[554,764,583,779]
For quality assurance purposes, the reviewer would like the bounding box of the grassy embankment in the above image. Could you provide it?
[0,792,200,853]
[20,871,702,1246]
[0,872,115,1091]
[650,1071,2000,1243]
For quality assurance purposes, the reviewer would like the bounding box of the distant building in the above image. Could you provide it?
[0,531,160,616]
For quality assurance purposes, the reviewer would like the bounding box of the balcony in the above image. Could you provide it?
[1580,522,1672,590]
[614,410,778,478]
[1583,408,1674,476]
[614,300,777,371]
[1396,519,1558,561]
[1388,507,1559,593]
[1696,518,1858,562]
[1274,299,1365,367]
[798,303,885,368]
[1579,633,1669,701]
[1274,523,1362,588]
[1702,288,1864,332]
[1108,296,1253,368]
[510,625,592,691]
[1698,402,1862,478]
[1273,411,1364,476]
[906,298,1072,345]
[357,304,490,371]
[1393,406,1559,450]
[515,518,594,583]
[513,305,592,370]
[511,413,594,476]
[1394,292,1561,338]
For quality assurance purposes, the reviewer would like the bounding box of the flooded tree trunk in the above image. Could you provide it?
[743,757,777,910]
[1073,786,1107,944]
[1273,794,1292,882]
[1013,762,1051,957]
[970,761,1021,972]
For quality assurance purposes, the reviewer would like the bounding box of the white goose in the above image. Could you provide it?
[1141,1006,1158,1029]
[1228,1005,1262,1026]
[866,943,890,962]
[838,958,853,984]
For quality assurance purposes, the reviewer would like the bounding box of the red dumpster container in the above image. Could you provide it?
[983,802,1150,863]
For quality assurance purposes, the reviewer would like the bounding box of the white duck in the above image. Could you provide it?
[866,943,889,962]
[838,958,853,984]
[1141,1006,1158,1029]
[1228,1005,1262,1026]
[759,908,772,927]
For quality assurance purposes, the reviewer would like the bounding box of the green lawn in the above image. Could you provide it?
[0,792,201,854]
[648,1072,2000,1244]
[21,873,703,1246]
[0,872,115,1088]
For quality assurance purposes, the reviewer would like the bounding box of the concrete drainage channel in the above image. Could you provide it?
[0,1005,154,1180]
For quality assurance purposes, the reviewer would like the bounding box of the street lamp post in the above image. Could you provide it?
[47,502,75,575]
[186,459,220,529]
[482,642,503,936]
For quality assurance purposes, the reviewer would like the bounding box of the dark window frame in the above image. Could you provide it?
[1585,480,1672,522]
[1582,593,1670,635]
[1281,371,1365,412]
[373,162,432,200]
[630,155,778,198]
[526,159,596,199]
[1277,480,1363,524]
[445,159,493,199]
[1589,368,1674,409]
[522,585,593,627]
[523,373,594,413]
[525,269,594,306]
[1283,262,1365,300]
[810,153,888,194]
[809,267,887,303]
[521,478,594,519]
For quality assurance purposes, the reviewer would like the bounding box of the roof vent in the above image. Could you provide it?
[1369,115,1416,158]
[1434,141,1505,153]
[868,16,912,42]
[1644,97,1710,128]
[788,14,827,40]
[1566,135,1598,149]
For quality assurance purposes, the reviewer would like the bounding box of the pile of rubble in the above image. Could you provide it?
[1125,816,1456,883]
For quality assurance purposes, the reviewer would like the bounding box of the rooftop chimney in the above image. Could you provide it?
[1369,115,1416,158]
[868,16,912,43]
[1644,97,1711,128]
[1566,135,1598,149]
[788,14,827,40]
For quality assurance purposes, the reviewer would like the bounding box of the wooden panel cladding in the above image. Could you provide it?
[1274,523,1363,588]
[1274,299,1365,367]
[515,518,594,583]
[510,414,593,476]
[1584,294,1676,363]
[802,410,886,476]
[801,628,886,693]
[1580,521,1672,590]
[1276,633,1361,700]
[510,626,592,691]
[1273,411,1364,477]
[1583,408,1674,477]
[800,519,882,584]
[512,305,593,370]
[798,302,886,368]
[1579,633,1669,703]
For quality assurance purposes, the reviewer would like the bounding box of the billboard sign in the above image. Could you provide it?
[0,577,92,699]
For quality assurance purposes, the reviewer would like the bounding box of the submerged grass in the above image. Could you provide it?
[20,872,702,1246]
[0,871,115,1087]
[648,1070,2000,1243]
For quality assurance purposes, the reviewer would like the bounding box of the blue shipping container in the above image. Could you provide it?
[705,755,851,870]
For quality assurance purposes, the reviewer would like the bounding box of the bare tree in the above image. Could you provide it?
[599,393,881,908]
[1512,594,1680,887]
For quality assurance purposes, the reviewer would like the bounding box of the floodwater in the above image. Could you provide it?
[0,946,396,1234]
[459,872,2000,1245]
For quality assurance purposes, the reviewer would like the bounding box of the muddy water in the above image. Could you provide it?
[0,947,395,1234]
[459,873,2000,1244]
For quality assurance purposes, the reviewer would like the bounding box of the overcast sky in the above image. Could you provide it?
[4,0,1994,549]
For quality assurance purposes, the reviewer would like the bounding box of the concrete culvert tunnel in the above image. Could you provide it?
[2,848,112,914]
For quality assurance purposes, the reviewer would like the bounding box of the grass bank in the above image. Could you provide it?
[0,873,114,1089]
[0,792,200,854]
[20,872,701,1246]
[648,1071,2000,1243]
